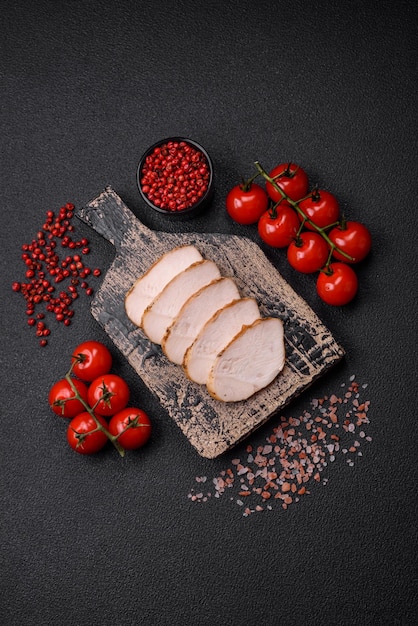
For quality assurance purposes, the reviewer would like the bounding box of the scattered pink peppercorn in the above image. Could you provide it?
[12,204,101,346]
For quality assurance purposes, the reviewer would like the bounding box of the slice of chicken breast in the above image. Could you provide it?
[207,317,285,402]
[125,245,203,327]
[161,277,241,365]
[183,297,261,385]
[142,260,221,345]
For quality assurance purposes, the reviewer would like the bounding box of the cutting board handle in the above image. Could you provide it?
[76,186,152,249]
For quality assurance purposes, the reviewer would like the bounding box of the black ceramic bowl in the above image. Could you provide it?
[137,137,214,219]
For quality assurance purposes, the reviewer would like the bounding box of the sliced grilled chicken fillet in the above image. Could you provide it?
[142,260,221,345]
[161,277,241,365]
[183,297,261,385]
[207,317,285,402]
[124,245,203,327]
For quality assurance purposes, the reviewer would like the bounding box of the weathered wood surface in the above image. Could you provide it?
[77,187,345,458]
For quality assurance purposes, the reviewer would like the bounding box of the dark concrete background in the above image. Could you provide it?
[1,1,417,624]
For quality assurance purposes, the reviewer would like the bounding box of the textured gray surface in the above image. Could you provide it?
[1,1,417,625]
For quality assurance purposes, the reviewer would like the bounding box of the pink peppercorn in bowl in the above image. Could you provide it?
[137,137,214,219]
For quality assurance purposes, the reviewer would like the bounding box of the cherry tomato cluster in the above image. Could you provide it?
[226,162,372,306]
[48,340,152,455]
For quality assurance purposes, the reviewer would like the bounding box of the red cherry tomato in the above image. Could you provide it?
[71,340,112,382]
[226,182,269,224]
[316,262,358,306]
[328,221,372,263]
[49,377,89,418]
[287,232,330,273]
[265,163,309,202]
[109,408,152,450]
[298,190,340,230]
[67,412,109,455]
[87,374,130,417]
[258,202,301,248]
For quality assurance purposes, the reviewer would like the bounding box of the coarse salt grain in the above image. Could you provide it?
[187,377,372,516]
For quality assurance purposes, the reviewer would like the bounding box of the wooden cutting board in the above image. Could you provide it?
[76,187,344,458]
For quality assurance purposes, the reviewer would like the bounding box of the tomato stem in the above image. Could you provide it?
[269,197,287,220]
[72,352,87,365]
[325,247,334,270]
[254,161,354,265]
[241,172,260,192]
[296,216,307,238]
[340,214,348,230]
[65,364,126,457]
[311,187,320,202]
[115,415,149,441]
